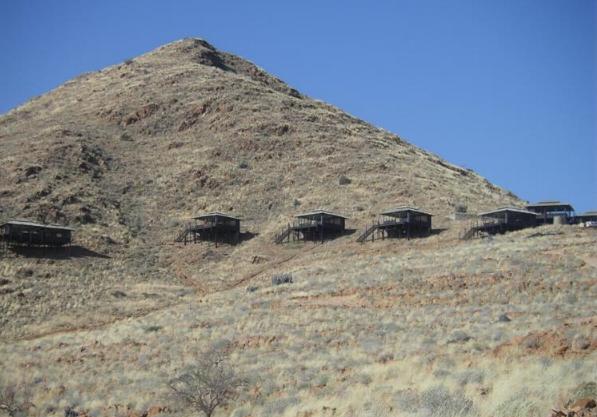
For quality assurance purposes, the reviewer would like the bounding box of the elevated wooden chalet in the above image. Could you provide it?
[357,207,432,242]
[274,210,347,244]
[0,220,74,248]
[526,201,575,225]
[177,212,241,246]
[576,211,597,224]
[462,207,537,239]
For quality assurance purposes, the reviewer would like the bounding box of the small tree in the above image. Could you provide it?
[168,344,245,417]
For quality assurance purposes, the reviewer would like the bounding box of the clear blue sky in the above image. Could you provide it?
[1,1,595,211]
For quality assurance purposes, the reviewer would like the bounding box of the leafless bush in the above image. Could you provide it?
[272,273,293,286]
[168,344,246,417]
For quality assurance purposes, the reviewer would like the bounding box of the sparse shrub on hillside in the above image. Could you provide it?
[168,343,246,417]
[144,325,162,333]
[394,386,475,417]
[271,273,293,286]
[566,382,597,407]
[446,330,471,344]
[420,386,475,417]
[0,385,29,417]
[455,369,485,387]
[455,204,468,213]
[492,389,543,417]
[260,395,299,416]
[122,205,146,237]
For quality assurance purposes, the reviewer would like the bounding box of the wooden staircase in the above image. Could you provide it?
[461,226,478,240]
[357,223,380,243]
[461,220,502,240]
[175,225,193,243]
[274,226,292,244]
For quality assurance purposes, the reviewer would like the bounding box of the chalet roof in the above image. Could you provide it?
[381,206,432,217]
[192,212,240,221]
[295,210,347,220]
[526,201,574,211]
[478,207,537,217]
[0,219,75,231]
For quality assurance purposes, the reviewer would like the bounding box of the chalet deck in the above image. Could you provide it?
[462,207,537,239]
[526,201,575,225]
[177,212,241,246]
[0,220,74,249]
[274,210,347,244]
[357,207,432,242]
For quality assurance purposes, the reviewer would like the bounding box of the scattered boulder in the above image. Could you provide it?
[111,290,127,298]
[122,103,159,127]
[523,335,541,350]
[339,175,352,185]
[144,325,162,333]
[568,383,597,406]
[498,314,511,323]
[570,398,596,412]
[572,335,591,351]
[24,165,42,178]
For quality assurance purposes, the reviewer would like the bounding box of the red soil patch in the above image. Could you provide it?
[493,316,596,358]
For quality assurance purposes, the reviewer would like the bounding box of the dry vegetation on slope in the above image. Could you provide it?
[0,226,595,417]
[0,38,519,339]
[0,39,594,417]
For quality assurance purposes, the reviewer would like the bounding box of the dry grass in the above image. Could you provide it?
[0,226,595,416]
[1,38,520,342]
[0,39,594,416]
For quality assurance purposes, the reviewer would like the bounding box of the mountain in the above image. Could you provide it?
[0,38,518,249]
[0,39,594,417]
[0,38,522,338]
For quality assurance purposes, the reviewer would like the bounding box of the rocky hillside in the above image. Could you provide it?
[0,38,519,251]
[0,38,522,340]
[0,39,594,417]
